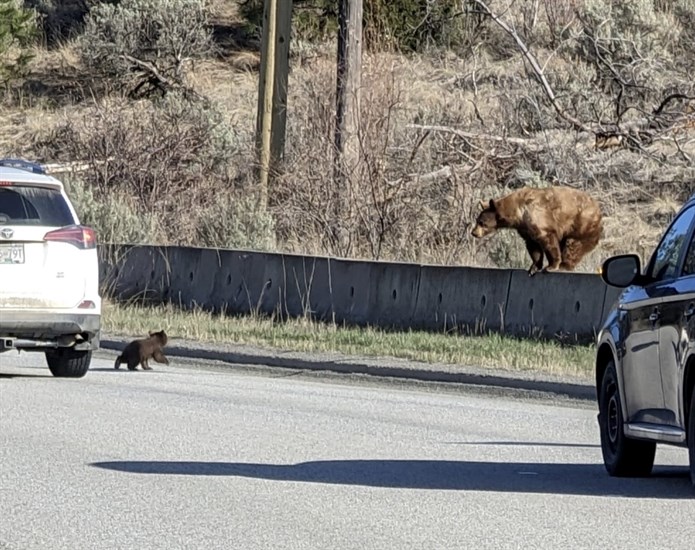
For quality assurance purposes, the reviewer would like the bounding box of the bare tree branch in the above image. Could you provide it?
[470,0,591,133]
[119,54,207,103]
[406,124,538,146]
[653,93,695,116]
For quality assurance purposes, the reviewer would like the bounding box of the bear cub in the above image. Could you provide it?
[114,330,170,371]
[471,186,602,276]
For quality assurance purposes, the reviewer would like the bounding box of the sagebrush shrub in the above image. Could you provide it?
[196,194,276,251]
[0,0,37,85]
[42,92,240,205]
[77,0,214,91]
[64,176,165,245]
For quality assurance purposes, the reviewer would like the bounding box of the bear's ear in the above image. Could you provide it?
[488,199,496,211]
[478,199,487,211]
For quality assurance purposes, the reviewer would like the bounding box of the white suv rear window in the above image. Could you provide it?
[0,186,75,226]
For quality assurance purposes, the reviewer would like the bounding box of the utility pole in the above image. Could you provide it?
[256,0,292,211]
[334,0,363,254]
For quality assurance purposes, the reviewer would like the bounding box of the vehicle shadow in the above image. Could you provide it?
[90,459,693,499]
[89,368,166,373]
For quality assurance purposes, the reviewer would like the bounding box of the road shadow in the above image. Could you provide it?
[446,441,600,448]
[90,459,693,499]
[0,372,53,379]
[89,367,166,373]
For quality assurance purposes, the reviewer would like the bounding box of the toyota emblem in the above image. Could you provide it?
[0,228,14,239]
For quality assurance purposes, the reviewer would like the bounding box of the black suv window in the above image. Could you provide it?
[0,186,75,227]
[682,225,695,277]
[648,205,695,281]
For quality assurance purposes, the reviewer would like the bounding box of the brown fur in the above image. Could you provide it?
[114,330,169,371]
[471,186,603,276]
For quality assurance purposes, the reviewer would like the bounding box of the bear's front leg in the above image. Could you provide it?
[524,239,544,277]
[540,234,562,273]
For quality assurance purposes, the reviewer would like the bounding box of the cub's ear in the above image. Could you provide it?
[478,199,487,211]
[489,199,496,210]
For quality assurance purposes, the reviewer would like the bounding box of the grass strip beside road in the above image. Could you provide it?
[102,301,595,380]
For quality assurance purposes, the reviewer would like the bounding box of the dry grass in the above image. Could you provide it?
[1,0,694,269]
[102,300,596,379]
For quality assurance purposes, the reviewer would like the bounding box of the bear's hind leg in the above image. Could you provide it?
[561,234,600,271]
[560,238,583,270]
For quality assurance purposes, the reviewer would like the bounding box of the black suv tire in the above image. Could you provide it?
[599,361,656,477]
[45,349,92,378]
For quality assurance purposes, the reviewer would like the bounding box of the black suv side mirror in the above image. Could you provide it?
[600,254,643,288]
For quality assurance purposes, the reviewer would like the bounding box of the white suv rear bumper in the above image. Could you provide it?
[0,310,100,351]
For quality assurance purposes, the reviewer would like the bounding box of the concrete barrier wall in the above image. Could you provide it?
[99,244,624,342]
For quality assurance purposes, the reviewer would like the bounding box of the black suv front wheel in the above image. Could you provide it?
[599,361,656,477]
[688,386,695,486]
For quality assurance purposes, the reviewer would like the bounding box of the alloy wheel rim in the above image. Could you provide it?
[607,392,619,446]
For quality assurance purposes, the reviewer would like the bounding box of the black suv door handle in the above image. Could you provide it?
[685,303,695,320]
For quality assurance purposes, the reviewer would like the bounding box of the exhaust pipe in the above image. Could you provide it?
[1,338,15,350]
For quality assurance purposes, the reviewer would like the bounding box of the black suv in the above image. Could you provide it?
[597,193,695,485]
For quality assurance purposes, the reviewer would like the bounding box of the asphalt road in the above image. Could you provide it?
[1,350,695,550]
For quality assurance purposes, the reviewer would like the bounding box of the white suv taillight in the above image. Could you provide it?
[43,225,97,250]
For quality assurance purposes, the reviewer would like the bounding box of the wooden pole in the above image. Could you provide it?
[334,0,363,253]
[256,0,292,211]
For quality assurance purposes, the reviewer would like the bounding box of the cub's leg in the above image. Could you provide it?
[153,350,169,365]
[114,355,123,369]
[127,357,139,370]
[524,239,545,277]
[141,357,152,370]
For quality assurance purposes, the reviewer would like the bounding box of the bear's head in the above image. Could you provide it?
[471,199,499,238]
[149,330,168,345]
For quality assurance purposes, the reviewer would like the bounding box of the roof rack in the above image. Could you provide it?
[0,158,46,175]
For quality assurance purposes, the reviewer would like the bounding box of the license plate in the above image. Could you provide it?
[0,243,24,264]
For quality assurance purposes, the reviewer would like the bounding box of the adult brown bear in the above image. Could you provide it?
[471,186,602,276]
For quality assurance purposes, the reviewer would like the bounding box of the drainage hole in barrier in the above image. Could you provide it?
[267,278,273,289]
[529,298,534,310]
[438,293,443,304]
[481,295,487,308]
[189,271,194,282]
[150,270,155,279]
[392,289,398,301]
[575,301,581,313]
[227,273,232,285]
[350,286,355,298]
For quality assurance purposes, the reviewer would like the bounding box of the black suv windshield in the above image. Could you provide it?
[0,186,75,227]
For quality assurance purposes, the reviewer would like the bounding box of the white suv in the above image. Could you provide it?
[0,159,101,377]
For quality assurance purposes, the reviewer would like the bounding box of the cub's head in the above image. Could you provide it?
[149,330,168,345]
[471,199,499,238]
